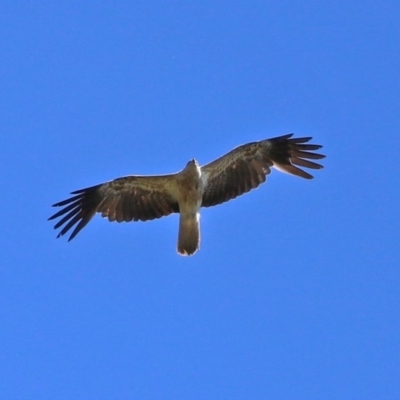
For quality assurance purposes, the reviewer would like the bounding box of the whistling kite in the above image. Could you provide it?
[49,134,325,255]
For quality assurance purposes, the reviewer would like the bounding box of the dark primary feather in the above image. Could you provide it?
[49,176,179,241]
[201,134,325,207]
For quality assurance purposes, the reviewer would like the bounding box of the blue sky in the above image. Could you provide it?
[1,1,399,399]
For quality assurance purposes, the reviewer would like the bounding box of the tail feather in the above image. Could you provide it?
[177,213,200,256]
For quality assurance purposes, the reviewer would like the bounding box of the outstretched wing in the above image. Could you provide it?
[201,134,325,207]
[49,175,180,241]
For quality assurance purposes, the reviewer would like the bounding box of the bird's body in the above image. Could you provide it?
[175,160,205,255]
[49,134,325,255]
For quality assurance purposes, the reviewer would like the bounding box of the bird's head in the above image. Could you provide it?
[186,159,199,167]
[182,158,201,176]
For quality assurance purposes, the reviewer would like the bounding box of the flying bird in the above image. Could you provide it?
[49,134,325,255]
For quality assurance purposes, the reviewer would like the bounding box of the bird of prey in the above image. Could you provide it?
[49,134,325,256]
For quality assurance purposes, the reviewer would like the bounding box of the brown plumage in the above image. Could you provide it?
[49,134,325,255]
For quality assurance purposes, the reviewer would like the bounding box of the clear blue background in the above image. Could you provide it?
[1,1,399,399]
